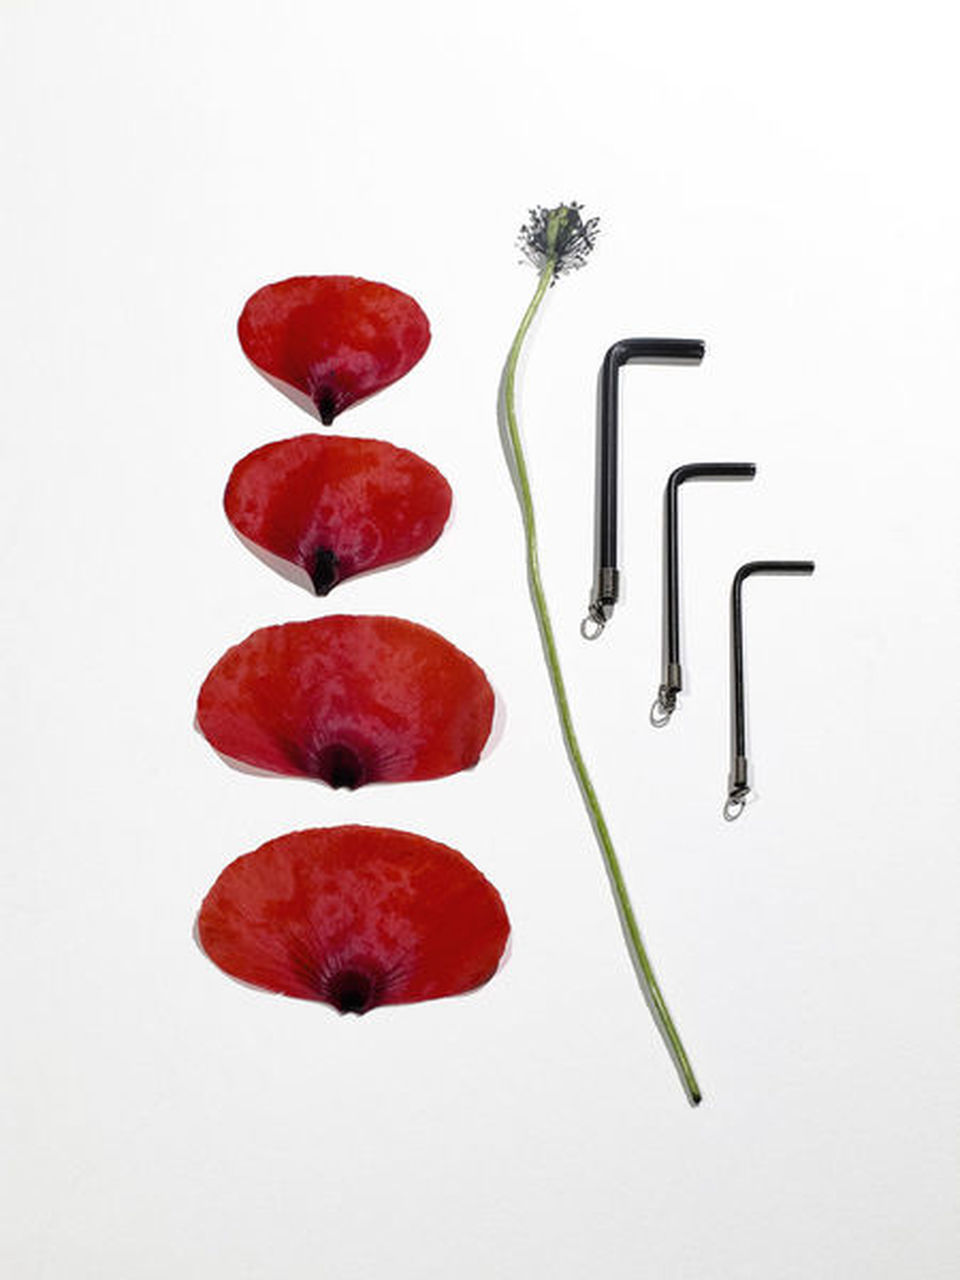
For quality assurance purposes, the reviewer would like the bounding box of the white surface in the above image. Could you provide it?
[2,2,958,1276]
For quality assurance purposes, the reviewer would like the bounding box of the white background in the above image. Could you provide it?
[3,1,959,1276]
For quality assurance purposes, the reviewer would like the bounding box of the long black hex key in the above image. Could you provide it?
[651,462,757,727]
[581,338,706,640]
[725,560,816,821]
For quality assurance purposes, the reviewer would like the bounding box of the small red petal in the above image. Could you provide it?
[196,616,495,787]
[197,826,510,1012]
[224,435,452,595]
[238,276,430,423]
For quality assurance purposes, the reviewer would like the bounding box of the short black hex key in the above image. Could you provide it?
[581,338,706,640]
[650,462,757,727]
[724,560,816,822]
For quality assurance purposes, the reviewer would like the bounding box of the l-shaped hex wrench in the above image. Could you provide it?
[725,560,816,821]
[651,462,757,726]
[581,338,706,639]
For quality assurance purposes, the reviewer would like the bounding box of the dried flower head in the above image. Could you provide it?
[517,202,600,279]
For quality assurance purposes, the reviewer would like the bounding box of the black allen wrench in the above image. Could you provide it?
[582,338,706,639]
[651,462,757,726]
[725,560,816,821]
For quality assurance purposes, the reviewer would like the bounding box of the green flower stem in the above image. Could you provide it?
[501,256,702,1107]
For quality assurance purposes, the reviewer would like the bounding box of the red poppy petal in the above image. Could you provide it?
[197,826,510,1012]
[238,276,430,423]
[196,616,495,788]
[224,435,452,595]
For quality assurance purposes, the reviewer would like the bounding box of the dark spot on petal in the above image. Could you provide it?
[310,547,340,596]
[314,388,337,425]
[314,743,366,790]
[329,969,375,1014]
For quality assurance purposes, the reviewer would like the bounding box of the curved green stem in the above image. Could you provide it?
[501,260,702,1106]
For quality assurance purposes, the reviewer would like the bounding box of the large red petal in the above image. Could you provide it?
[197,826,510,1012]
[196,616,495,788]
[238,276,430,423]
[224,435,452,595]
